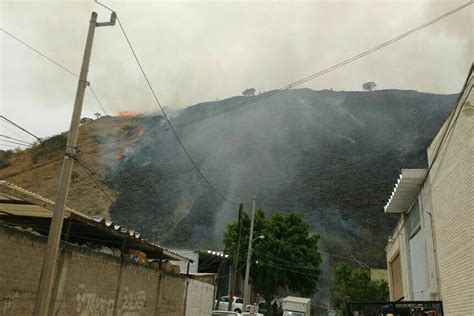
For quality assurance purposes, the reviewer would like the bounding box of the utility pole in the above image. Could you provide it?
[243,196,256,310]
[228,203,244,312]
[34,11,116,316]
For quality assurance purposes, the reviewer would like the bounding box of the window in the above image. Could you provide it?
[390,253,403,300]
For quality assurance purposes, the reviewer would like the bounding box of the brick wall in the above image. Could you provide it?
[0,225,214,316]
[426,77,474,314]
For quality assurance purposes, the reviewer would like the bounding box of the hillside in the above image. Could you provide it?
[0,116,155,215]
[0,88,457,267]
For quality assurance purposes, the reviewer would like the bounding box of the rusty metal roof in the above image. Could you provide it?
[0,180,191,262]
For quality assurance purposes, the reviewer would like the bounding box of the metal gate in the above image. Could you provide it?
[346,300,443,316]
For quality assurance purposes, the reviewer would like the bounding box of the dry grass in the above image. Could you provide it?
[0,116,145,218]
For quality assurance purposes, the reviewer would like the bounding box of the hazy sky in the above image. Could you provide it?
[0,0,472,149]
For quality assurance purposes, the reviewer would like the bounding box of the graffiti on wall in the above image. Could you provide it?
[1,290,19,314]
[118,287,146,315]
[160,296,180,315]
[75,284,114,315]
[74,284,146,316]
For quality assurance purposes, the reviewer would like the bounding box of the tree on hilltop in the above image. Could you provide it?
[242,88,256,97]
[363,82,377,91]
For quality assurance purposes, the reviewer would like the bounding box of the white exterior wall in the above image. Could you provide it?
[185,278,214,316]
[386,198,439,301]
[418,182,440,300]
[169,249,200,274]
[386,216,412,300]
[426,75,474,315]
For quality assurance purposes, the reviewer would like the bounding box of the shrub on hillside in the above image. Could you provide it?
[30,134,67,163]
[0,150,13,169]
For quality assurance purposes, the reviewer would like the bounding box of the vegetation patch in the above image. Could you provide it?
[0,150,13,169]
[92,133,115,144]
[30,134,68,163]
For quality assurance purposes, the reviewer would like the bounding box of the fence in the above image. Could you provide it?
[0,224,214,316]
[346,301,444,316]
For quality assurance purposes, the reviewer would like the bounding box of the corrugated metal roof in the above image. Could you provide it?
[383,169,426,213]
[0,180,191,262]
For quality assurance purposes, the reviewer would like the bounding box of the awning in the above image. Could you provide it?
[384,169,426,213]
[0,181,192,262]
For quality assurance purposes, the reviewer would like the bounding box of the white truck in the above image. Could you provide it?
[281,296,311,316]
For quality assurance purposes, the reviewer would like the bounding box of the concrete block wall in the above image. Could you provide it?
[53,248,121,315]
[185,279,214,316]
[157,274,186,316]
[426,79,474,315]
[0,225,214,316]
[0,226,45,315]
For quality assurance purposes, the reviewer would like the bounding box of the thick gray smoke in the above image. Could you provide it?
[1,0,471,138]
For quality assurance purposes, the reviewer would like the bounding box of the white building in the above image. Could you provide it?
[384,66,473,314]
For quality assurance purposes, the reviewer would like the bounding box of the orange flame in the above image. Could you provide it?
[119,111,140,117]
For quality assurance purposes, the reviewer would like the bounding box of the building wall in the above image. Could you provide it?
[185,279,214,316]
[0,224,214,316]
[426,77,474,315]
[169,249,199,274]
[0,226,45,315]
[386,190,441,302]
[418,182,440,300]
[386,216,412,300]
[157,273,186,316]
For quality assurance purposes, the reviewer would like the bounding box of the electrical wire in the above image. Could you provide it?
[0,28,79,78]
[160,1,472,130]
[74,155,183,228]
[0,139,31,147]
[92,0,471,210]
[112,14,238,206]
[0,29,109,116]
[89,86,109,116]
[386,69,473,246]
[0,115,41,142]
[0,122,33,143]
[0,134,33,146]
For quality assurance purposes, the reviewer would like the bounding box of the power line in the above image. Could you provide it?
[74,155,183,227]
[92,0,471,209]
[89,86,109,116]
[0,116,41,142]
[111,14,238,206]
[0,122,32,142]
[0,143,19,149]
[74,157,115,203]
[0,28,109,116]
[0,140,29,147]
[386,68,473,245]
[163,1,472,130]
[0,134,33,146]
[0,28,79,78]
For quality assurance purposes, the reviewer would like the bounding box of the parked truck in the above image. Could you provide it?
[282,296,311,316]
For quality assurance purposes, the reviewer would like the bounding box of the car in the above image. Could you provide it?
[215,296,244,313]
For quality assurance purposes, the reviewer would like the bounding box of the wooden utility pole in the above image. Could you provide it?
[228,203,244,311]
[34,11,116,316]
